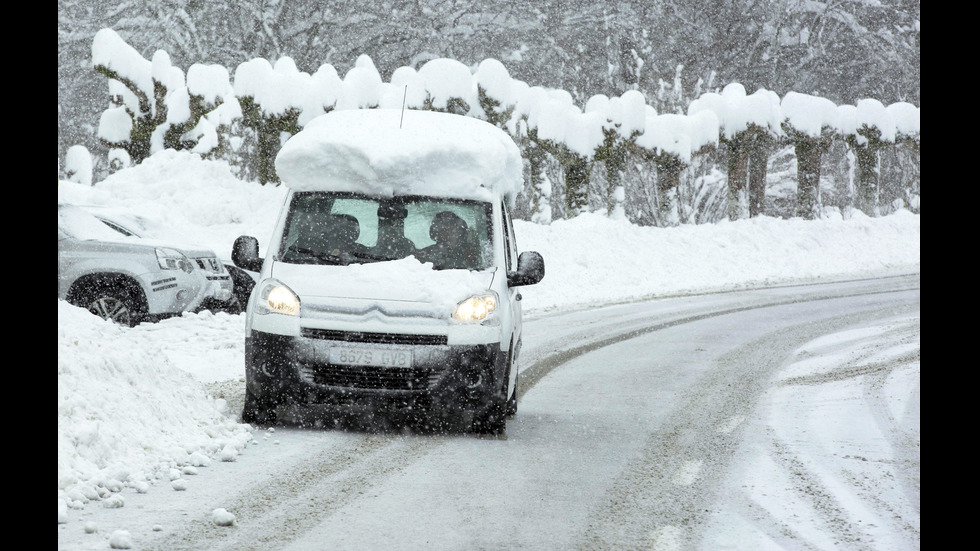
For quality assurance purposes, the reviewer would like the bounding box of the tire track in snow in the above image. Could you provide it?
[571,302,919,550]
[140,433,447,551]
[705,308,919,550]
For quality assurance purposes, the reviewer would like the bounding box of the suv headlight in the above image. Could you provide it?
[156,248,194,273]
[255,279,300,316]
[453,293,497,322]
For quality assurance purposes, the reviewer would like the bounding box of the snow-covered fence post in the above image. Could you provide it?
[837,99,896,216]
[780,92,838,219]
[590,91,646,219]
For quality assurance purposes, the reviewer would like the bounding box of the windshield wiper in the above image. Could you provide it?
[285,245,347,265]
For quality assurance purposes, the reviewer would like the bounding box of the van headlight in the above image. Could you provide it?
[453,293,497,322]
[155,248,194,273]
[255,279,300,316]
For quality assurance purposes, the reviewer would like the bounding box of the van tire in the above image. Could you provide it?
[472,402,506,435]
[505,370,518,418]
[242,387,277,426]
[472,353,510,435]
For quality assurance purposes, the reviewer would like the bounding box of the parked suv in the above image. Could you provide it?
[58,203,233,325]
[233,109,545,434]
[74,204,239,314]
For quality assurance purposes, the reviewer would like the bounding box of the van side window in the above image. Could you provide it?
[501,202,517,272]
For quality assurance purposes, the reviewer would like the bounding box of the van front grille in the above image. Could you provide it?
[301,328,447,346]
[302,362,442,391]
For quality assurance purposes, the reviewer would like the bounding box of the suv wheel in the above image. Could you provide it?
[76,284,144,327]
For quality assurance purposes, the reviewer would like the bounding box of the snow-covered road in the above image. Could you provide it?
[57,274,919,550]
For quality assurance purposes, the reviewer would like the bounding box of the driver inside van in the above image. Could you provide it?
[287,213,366,263]
[418,211,479,269]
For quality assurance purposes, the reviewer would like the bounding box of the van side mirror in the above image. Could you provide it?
[232,235,263,272]
[507,251,545,287]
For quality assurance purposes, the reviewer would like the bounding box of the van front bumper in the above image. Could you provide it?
[245,329,508,417]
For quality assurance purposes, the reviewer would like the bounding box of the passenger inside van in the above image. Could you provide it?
[418,211,480,269]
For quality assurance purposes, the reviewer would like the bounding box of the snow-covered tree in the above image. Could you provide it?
[338,55,382,110]
[590,91,646,219]
[689,83,781,221]
[744,89,782,218]
[781,92,838,219]
[633,110,719,226]
[60,0,920,184]
[527,92,604,217]
[837,99,896,216]
[473,59,517,129]
[233,56,325,184]
[92,29,238,167]
[107,148,131,174]
[92,28,173,164]
[177,63,241,160]
[64,145,94,186]
[416,58,474,116]
[509,84,553,224]
[883,102,920,213]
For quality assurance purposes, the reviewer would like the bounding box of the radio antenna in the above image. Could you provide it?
[399,85,407,129]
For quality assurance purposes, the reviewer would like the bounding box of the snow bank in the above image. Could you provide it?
[57,302,252,508]
[514,210,920,313]
[57,150,286,259]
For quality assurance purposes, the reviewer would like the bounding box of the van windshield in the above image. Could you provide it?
[279,192,493,270]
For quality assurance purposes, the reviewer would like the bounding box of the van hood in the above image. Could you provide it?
[269,257,496,314]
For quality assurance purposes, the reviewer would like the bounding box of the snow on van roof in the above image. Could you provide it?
[275,109,524,202]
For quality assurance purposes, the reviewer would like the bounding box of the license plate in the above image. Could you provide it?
[330,347,413,368]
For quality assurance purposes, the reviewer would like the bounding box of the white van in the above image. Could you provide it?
[233,109,545,434]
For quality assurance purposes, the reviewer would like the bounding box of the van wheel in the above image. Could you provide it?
[471,365,508,435]
[472,401,506,435]
[242,387,277,426]
[505,370,519,418]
